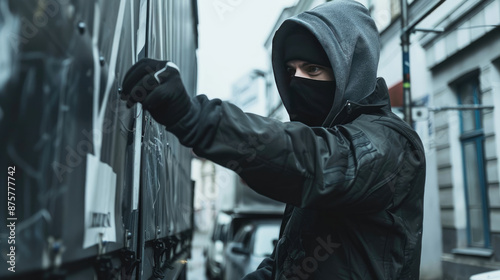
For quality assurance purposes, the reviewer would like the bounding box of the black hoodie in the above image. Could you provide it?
[168,1,426,279]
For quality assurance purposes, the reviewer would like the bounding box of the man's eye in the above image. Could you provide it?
[307,66,322,74]
[286,67,296,76]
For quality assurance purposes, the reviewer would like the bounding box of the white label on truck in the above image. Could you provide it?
[83,154,117,249]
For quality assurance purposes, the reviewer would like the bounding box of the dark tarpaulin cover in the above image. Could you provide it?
[0,0,197,278]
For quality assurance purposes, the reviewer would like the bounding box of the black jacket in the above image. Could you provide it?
[168,1,426,279]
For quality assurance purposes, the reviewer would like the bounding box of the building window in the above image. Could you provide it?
[457,77,490,248]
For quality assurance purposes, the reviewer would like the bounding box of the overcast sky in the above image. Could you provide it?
[196,0,297,100]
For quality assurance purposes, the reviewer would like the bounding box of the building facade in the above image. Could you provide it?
[366,0,500,278]
[417,1,500,278]
[374,0,500,278]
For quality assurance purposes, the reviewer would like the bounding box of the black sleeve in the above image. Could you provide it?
[168,95,405,211]
[241,251,275,280]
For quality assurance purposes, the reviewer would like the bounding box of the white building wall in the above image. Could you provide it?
[375,0,500,274]
[214,164,237,212]
[417,0,500,276]
[420,0,500,68]
[378,34,401,88]
[490,61,500,206]
[423,1,500,223]
[482,61,500,233]
[191,158,218,232]
[231,70,267,116]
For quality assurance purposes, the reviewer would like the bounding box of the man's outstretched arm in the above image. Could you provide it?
[122,59,407,212]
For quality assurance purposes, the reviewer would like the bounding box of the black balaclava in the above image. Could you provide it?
[283,27,336,127]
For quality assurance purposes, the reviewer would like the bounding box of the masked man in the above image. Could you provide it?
[121,1,426,279]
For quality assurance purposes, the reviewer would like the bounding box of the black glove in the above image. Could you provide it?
[121,58,192,127]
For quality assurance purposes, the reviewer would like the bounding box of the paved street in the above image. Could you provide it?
[188,230,210,280]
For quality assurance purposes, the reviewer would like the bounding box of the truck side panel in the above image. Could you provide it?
[0,0,198,279]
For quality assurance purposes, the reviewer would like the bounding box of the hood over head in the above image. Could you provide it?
[272,0,380,127]
[283,26,331,68]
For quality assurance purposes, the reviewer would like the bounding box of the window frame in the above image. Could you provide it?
[456,77,491,248]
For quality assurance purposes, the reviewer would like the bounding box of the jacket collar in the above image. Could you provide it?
[327,78,391,126]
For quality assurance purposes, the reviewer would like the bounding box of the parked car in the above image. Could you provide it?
[205,208,283,280]
[205,211,232,280]
[223,219,281,280]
